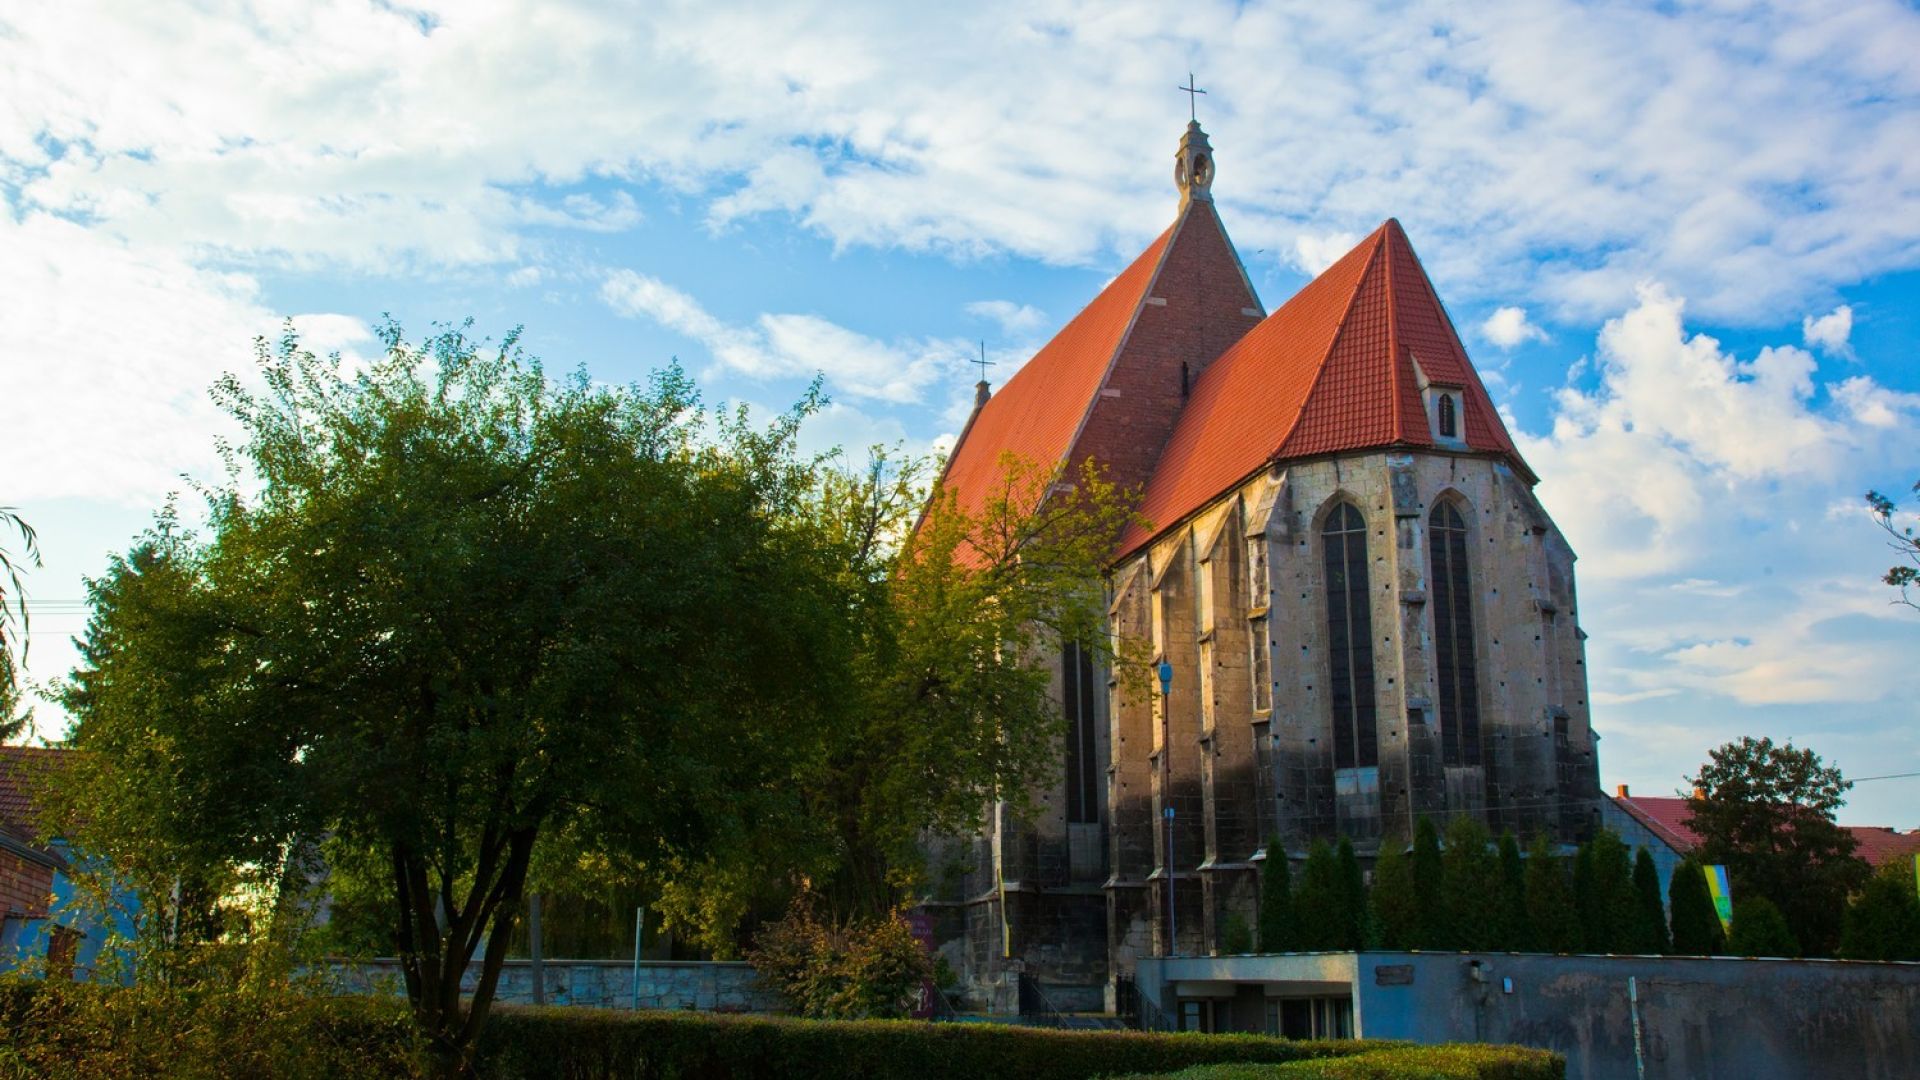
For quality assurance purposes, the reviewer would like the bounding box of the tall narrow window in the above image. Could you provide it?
[1438,393,1457,438]
[1429,502,1481,767]
[1062,641,1100,823]
[1249,616,1272,712]
[1321,503,1378,768]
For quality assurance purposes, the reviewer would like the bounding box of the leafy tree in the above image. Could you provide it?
[1218,912,1254,956]
[1410,817,1444,949]
[60,325,854,1074]
[1867,482,1920,610]
[1495,830,1532,952]
[1368,838,1419,949]
[1727,896,1799,957]
[1686,737,1869,956]
[1667,857,1724,956]
[1838,861,1920,962]
[1258,837,1294,952]
[1292,840,1346,950]
[1524,833,1580,953]
[1440,815,1496,950]
[0,506,39,741]
[1631,848,1669,954]
[1336,836,1367,950]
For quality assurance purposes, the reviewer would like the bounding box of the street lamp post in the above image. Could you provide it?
[1157,659,1175,957]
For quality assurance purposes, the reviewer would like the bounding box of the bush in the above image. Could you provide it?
[1727,896,1799,958]
[0,978,423,1080]
[1115,1044,1564,1079]
[472,1009,1384,1080]
[747,898,932,1019]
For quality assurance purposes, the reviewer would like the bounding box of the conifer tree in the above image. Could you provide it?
[1668,857,1724,956]
[1728,896,1799,957]
[1837,862,1920,962]
[1336,836,1367,950]
[1588,830,1639,953]
[1369,839,1420,949]
[1258,836,1295,953]
[1293,839,1346,950]
[1496,830,1532,952]
[1571,839,1598,950]
[1410,817,1444,948]
[1632,848,1670,954]
[1525,833,1581,953]
[1441,815,1497,950]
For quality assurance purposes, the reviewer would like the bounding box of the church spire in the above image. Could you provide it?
[1175,121,1214,206]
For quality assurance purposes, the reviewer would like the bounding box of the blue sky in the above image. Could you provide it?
[3,1,1918,826]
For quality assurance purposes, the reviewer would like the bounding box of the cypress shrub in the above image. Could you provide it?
[1837,862,1920,962]
[1440,816,1497,950]
[1727,896,1799,958]
[1576,830,1636,953]
[1368,839,1419,949]
[1259,837,1295,953]
[1410,817,1444,949]
[1293,840,1346,950]
[1524,834,1580,954]
[1631,849,1669,954]
[1496,831,1532,952]
[1667,857,1724,956]
[1336,837,1368,951]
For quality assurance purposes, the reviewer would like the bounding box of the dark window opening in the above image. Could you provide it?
[1062,641,1100,823]
[1429,502,1481,766]
[1180,361,1190,400]
[1322,503,1378,769]
[1438,393,1457,438]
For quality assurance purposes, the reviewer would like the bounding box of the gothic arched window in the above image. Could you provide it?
[1321,503,1378,769]
[1438,393,1457,439]
[1062,641,1100,823]
[1429,502,1481,767]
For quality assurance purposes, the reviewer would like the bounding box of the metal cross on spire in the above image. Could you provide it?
[1179,72,1207,122]
[970,341,995,381]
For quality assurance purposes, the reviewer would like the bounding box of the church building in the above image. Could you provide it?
[923,123,1604,1014]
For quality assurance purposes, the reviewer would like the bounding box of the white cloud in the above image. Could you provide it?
[964,300,1048,336]
[601,269,962,404]
[1290,231,1361,276]
[1481,306,1548,348]
[1802,304,1855,358]
[1832,375,1920,429]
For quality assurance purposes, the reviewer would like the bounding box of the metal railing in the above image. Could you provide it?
[1017,972,1065,1027]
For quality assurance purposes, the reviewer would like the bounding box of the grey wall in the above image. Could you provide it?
[329,958,782,1014]
[1140,951,1920,1080]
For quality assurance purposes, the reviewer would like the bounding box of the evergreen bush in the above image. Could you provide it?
[1440,817,1496,950]
[1523,834,1580,954]
[1667,858,1724,956]
[1259,837,1295,953]
[1495,831,1532,952]
[1115,1044,1565,1079]
[1410,818,1444,949]
[1293,840,1347,950]
[1336,837,1368,951]
[1631,849,1669,954]
[1727,896,1799,958]
[1368,840,1419,950]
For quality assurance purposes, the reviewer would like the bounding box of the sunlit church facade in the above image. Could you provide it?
[919,123,1603,1014]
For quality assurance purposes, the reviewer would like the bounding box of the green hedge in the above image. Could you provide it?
[473,1008,1381,1079]
[0,980,1557,1080]
[1114,1045,1564,1080]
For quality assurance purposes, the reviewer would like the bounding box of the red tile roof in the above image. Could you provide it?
[1615,793,1920,869]
[929,225,1172,544]
[0,746,70,849]
[1116,219,1531,558]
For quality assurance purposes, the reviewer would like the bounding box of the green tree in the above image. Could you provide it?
[1495,830,1532,952]
[1525,833,1580,953]
[1580,830,1639,953]
[1336,836,1367,950]
[1570,839,1597,949]
[1667,857,1725,956]
[1867,482,1920,610]
[1686,737,1869,956]
[1440,815,1497,950]
[1631,848,1669,954]
[1293,840,1345,950]
[1727,896,1800,957]
[1838,861,1920,962]
[59,325,855,1074]
[1368,839,1419,949]
[0,506,39,740]
[1258,837,1294,952]
[1410,817,1444,948]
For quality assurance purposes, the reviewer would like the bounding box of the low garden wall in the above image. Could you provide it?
[329,957,782,1014]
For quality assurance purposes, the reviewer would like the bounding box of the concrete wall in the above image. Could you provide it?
[331,958,782,1014]
[1139,951,1920,1080]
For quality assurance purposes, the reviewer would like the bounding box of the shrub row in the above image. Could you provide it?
[472,1007,1380,1080]
[1116,1045,1565,1080]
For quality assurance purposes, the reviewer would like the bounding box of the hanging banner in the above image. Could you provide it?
[1704,864,1734,933]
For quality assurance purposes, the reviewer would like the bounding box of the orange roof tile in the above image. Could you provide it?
[1117,219,1531,557]
[929,226,1172,534]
